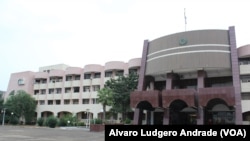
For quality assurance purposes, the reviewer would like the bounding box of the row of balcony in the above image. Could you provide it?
[33,92,98,100]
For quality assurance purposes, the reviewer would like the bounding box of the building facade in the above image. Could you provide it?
[131,26,250,125]
[5,26,250,125]
[5,59,141,124]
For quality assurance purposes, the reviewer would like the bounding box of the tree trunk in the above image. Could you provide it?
[103,105,106,123]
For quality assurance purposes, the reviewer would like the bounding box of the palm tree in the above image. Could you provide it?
[97,87,113,123]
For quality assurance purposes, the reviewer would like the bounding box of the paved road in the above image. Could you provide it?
[0,125,104,141]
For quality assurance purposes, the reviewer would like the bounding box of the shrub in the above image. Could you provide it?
[77,122,85,126]
[37,117,44,126]
[46,116,58,128]
[10,117,19,125]
[124,118,131,124]
[58,118,67,127]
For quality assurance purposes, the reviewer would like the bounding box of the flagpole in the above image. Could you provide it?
[184,8,187,31]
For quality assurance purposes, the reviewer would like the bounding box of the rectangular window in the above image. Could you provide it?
[56,88,62,94]
[48,100,53,105]
[35,79,40,84]
[105,71,112,77]
[75,75,81,80]
[39,100,45,105]
[82,99,89,104]
[83,86,90,92]
[56,100,61,105]
[41,89,46,94]
[41,79,47,83]
[64,99,70,105]
[34,90,39,95]
[73,87,80,93]
[116,70,124,76]
[49,89,54,94]
[73,99,79,104]
[93,85,100,91]
[84,74,91,79]
[94,73,101,78]
[66,76,72,81]
[92,98,99,104]
[65,88,71,93]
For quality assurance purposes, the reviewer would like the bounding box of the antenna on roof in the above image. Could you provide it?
[184,8,187,31]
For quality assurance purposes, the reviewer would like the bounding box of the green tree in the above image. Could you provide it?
[97,87,113,123]
[4,90,37,124]
[105,72,138,122]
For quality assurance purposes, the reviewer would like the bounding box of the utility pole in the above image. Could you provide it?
[2,108,6,126]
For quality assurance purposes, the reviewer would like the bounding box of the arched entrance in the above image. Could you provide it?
[204,98,234,124]
[41,111,53,118]
[169,100,197,125]
[134,101,156,125]
[57,111,72,118]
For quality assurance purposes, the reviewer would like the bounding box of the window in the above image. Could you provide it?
[105,71,112,77]
[82,99,89,104]
[41,79,47,83]
[64,99,70,105]
[66,76,72,81]
[35,79,40,84]
[39,100,45,105]
[75,75,81,80]
[73,99,79,104]
[116,70,124,76]
[49,89,54,94]
[92,98,99,104]
[239,58,250,65]
[56,100,61,105]
[73,87,80,93]
[18,79,24,85]
[83,86,90,92]
[50,77,63,83]
[41,89,46,94]
[93,85,100,91]
[84,74,91,79]
[94,73,101,78]
[65,88,71,93]
[34,90,39,95]
[48,100,53,105]
[56,88,62,94]
[241,76,250,83]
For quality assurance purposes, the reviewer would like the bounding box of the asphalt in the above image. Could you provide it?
[0,125,104,141]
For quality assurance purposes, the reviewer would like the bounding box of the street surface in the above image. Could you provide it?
[0,126,104,141]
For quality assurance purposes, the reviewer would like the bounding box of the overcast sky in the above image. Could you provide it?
[1,0,250,90]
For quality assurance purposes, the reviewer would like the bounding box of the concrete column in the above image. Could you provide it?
[166,73,173,90]
[163,108,170,125]
[196,106,204,125]
[197,70,206,89]
[150,111,154,125]
[133,108,143,125]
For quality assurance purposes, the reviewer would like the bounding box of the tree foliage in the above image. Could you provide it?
[97,87,113,122]
[105,72,138,122]
[4,90,37,124]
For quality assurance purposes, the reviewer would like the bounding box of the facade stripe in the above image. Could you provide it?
[147,44,230,57]
[147,50,230,62]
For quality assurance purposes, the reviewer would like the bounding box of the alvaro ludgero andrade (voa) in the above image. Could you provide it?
[109,128,218,138]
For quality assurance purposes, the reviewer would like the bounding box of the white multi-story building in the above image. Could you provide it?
[5,58,141,124]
